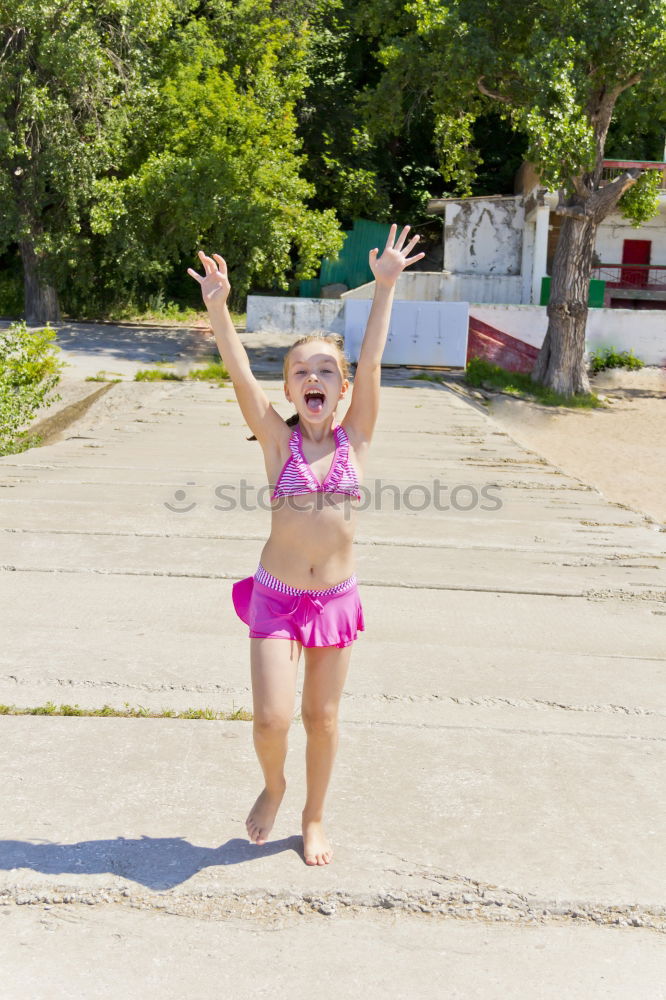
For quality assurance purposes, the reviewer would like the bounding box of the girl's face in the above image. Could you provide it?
[284,343,348,423]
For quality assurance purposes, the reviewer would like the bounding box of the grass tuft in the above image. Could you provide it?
[85,371,124,382]
[462,357,603,408]
[134,356,229,383]
[134,369,185,382]
[189,359,229,383]
[0,702,254,721]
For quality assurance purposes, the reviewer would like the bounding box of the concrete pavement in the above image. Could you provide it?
[1,323,665,998]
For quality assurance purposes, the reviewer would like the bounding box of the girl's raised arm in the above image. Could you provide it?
[344,225,424,445]
[188,251,287,446]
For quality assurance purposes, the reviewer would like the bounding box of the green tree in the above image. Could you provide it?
[87,2,343,310]
[365,0,666,395]
[0,0,343,321]
[295,0,447,227]
[0,0,183,323]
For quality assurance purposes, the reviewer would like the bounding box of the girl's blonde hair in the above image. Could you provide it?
[282,331,351,383]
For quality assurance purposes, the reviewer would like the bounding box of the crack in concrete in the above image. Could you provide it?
[551,561,660,569]
[484,480,595,491]
[4,527,661,560]
[5,565,665,605]
[584,588,666,603]
[0,676,246,694]
[333,578,588,597]
[1,678,663,724]
[345,719,666,743]
[1,884,664,932]
[0,564,583,596]
[371,692,665,717]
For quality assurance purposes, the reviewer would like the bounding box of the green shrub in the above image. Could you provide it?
[0,321,65,455]
[588,347,644,374]
[464,356,509,387]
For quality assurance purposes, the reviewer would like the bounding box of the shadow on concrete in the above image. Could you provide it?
[53,323,214,364]
[0,834,305,890]
[1,317,471,382]
[51,322,294,375]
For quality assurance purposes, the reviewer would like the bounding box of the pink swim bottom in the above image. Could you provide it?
[232,564,365,648]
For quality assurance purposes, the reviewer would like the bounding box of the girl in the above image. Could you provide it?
[188,224,424,866]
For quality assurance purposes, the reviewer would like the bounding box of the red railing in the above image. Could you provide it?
[591,264,666,290]
[601,160,666,190]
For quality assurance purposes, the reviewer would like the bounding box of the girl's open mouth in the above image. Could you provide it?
[304,389,326,413]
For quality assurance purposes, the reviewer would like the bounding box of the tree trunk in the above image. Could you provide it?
[19,238,61,325]
[527,75,645,397]
[531,214,596,395]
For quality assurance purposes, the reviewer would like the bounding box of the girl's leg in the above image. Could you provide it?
[300,643,353,865]
[246,636,302,845]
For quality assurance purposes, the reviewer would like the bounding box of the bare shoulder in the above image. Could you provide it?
[341,358,381,447]
[231,369,292,451]
[340,412,370,446]
[340,415,371,467]
[255,417,295,480]
[255,412,292,446]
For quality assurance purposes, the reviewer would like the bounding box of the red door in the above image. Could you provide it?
[621,239,651,288]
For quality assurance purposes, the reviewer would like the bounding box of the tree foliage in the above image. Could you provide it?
[359,0,666,394]
[617,168,663,225]
[0,0,344,315]
[365,0,666,201]
[1,0,665,324]
[0,1,183,302]
[82,2,345,309]
[294,0,446,225]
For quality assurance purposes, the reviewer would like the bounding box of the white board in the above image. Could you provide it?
[344,300,469,366]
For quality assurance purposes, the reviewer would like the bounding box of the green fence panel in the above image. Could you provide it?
[299,278,321,297]
[540,276,606,307]
[588,279,605,308]
[299,219,393,295]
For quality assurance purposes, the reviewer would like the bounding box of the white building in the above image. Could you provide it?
[421,160,666,309]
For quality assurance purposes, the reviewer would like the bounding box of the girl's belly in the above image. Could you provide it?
[260,494,358,589]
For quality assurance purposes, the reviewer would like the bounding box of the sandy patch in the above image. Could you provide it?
[481,367,666,525]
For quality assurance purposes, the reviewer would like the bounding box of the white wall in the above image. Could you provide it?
[471,304,666,366]
[586,308,666,365]
[444,197,524,275]
[246,296,344,334]
[342,272,523,304]
[247,296,665,367]
[594,199,666,266]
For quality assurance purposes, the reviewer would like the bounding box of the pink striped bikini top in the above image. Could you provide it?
[271,422,361,501]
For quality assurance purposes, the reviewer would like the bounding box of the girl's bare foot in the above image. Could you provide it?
[246,782,286,845]
[302,816,333,865]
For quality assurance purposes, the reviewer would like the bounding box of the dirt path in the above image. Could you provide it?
[479,366,666,526]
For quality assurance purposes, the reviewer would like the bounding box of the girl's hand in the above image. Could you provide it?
[369,224,425,288]
[187,251,231,308]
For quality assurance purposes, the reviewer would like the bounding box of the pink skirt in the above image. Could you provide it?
[232,564,365,648]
